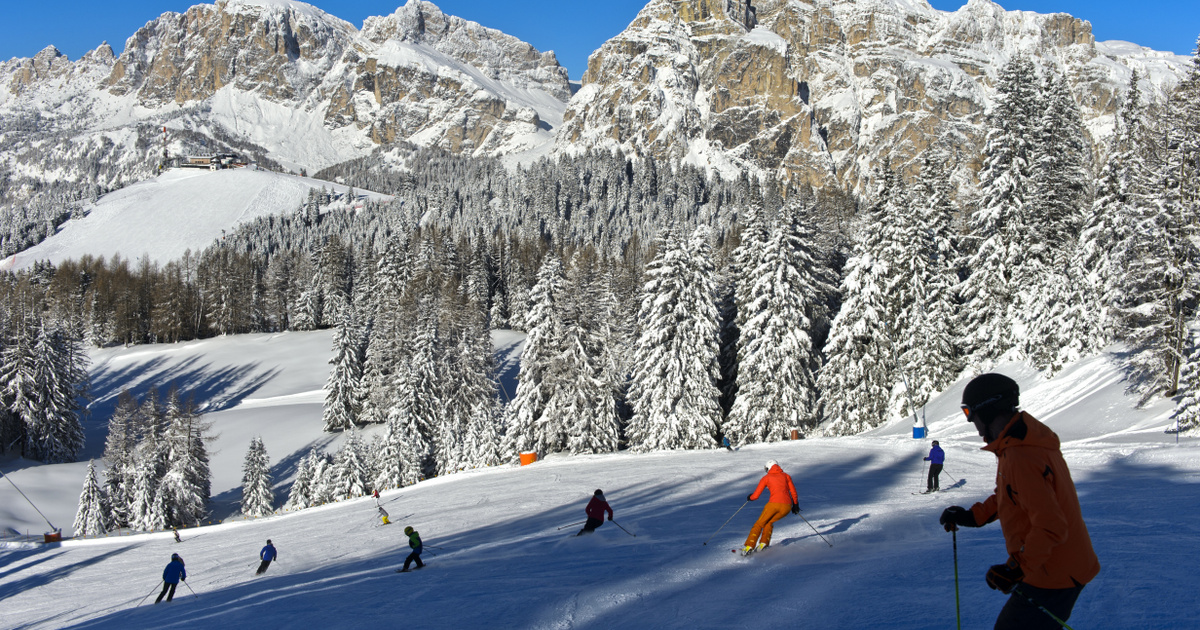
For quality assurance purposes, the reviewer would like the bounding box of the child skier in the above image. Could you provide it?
[742,460,799,555]
[576,489,614,536]
[155,553,186,603]
[256,539,276,575]
[399,526,424,572]
[925,440,945,492]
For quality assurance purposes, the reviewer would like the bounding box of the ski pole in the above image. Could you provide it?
[181,580,198,599]
[703,501,748,545]
[952,529,961,630]
[795,511,833,547]
[136,582,163,607]
[1012,585,1076,630]
[610,519,636,537]
[557,520,587,531]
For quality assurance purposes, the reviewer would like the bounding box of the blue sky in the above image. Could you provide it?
[2,0,1195,80]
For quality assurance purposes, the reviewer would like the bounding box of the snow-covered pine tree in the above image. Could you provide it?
[373,411,426,490]
[240,436,274,518]
[899,154,961,404]
[463,400,504,468]
[1022,70,1099,373]
[73,460,109,537]
[560,253,620,455]
[959,55,1041,366]
[331,428,370,500]
[102,390,139,528]
[1118,46,1200,398]
[0,321,87,463]
[1081,71,1154,340]
[722,189,770,413]
[441,299,502,470]
[323,305,365,432]
[1172,326,1200,435]
[307,452,334,505]
[819,169,899,436]
[285,448,318,510]
[504,255,568,457]
[154,388,210,527]
[128,456,162,531]
[360,236,411,425]
[727,201,833,444]
[390,310,443,475]
[626,228,722,451]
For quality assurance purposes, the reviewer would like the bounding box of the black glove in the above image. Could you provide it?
[939,506,978,532]
[790,503,800,515]
[747,494,754,502]
[985,558,1023,594]
[923,457,930,461]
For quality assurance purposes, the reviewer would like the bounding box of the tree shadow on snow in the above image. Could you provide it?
[208,435,338,521]
[82,356,281,459]
[0,545,137,603]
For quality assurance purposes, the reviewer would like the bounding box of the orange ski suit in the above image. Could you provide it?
[744,464,799,548]
[969,412,1101,589]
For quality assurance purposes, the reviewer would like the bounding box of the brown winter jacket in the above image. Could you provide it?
[969,411,1101,590]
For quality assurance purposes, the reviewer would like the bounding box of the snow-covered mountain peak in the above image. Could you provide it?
[215,0,356,25]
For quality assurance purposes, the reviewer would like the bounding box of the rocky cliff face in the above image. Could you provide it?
[0,0,1189,191]
[0,0,571,172]
[558,0,1190,193]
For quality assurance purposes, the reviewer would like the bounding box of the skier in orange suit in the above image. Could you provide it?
[741,459,799,555]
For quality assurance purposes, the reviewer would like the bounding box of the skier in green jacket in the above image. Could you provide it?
[399,526,425,572]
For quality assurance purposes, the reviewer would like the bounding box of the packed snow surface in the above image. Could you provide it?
[0,168,390,271]
[1,332,1198,628]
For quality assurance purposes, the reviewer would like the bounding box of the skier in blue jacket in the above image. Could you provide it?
[155,553,186,603]
[925,440,945,492]
[256,539,277,575]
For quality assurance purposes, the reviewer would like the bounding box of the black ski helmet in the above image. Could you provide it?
[266,539,272,545]
[961,373,1020,420]
[931,440,939,446]
[594,489,604,497]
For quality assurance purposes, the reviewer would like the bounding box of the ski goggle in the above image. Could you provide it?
[960,394,1007,420]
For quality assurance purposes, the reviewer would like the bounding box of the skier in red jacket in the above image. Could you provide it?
[576,489,614,536]
[742,460,799,555]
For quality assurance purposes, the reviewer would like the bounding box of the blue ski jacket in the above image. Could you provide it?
[261,544,277,561]
[163,559,186,584]
[925,445,945,465]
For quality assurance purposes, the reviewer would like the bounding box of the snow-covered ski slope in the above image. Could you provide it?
[2,333,1199,629]
[0,168,391,271]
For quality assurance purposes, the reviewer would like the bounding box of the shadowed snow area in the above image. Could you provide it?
[1,333,1198,629]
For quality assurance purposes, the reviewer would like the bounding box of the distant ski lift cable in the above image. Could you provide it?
[0,469,58,533]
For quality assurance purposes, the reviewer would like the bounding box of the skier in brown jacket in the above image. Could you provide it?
[940,373,1100,630]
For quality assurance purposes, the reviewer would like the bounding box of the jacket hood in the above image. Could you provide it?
[982,411,1061,455]
[766,464,784,475]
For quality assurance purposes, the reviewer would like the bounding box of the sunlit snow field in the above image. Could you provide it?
[1,332,1198,629]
